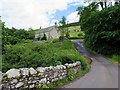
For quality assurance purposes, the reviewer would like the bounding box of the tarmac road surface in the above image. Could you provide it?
[62,40,119,88]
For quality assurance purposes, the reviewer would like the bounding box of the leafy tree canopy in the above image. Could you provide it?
[79,3,120,55]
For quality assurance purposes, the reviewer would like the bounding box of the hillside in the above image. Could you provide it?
[58,22,84,39]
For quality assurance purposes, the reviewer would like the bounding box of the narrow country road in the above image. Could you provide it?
[62,40,119,88]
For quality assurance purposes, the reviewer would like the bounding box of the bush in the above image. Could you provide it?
[2,40,85,72]
[66,32,70,38]
[2,27,35,54]
[59,36,65,41]
[68,37,80,39]
[67,68,74,81]
[80,6,120,55]
[52,39,60,43]
[78,32,85,39]
[78,32,84,37]
[37,84,49,88]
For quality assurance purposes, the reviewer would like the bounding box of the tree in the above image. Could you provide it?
[83,0,115,10]
[80,5,120,55]
[78,2,99,29]
[66,32,70,38]
[59,16,66,27]
[114,1,119,6]
[0,16,5,30]
[76,7,84,15]
[59,16,67,40]
[76,6,84,23]
[2,24,36,54]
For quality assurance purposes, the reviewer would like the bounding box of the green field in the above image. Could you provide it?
[63,26,84,39]
[68,26,81,37]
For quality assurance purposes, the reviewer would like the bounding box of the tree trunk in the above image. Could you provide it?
[104,2,107,8]
[100,2,104,10]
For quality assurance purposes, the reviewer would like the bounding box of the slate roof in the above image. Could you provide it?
[38,26,54,33]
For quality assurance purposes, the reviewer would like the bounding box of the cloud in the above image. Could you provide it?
[67,11,79,23]
[0,0,84,29]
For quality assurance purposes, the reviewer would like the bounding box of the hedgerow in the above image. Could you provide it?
[80,6,120,55]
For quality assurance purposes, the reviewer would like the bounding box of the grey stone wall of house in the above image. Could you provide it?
[35,23,61,41]
[0,61,81,89]
[49,27,60,39]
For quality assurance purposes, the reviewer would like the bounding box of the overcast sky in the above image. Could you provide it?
[0,0,89,29]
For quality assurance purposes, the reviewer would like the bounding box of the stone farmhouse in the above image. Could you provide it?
[35,22,61,40]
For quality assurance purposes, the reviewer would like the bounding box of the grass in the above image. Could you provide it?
[105,55,120,66]
[69,32,80,37]
[62,26,85,39]
[68,26,80,31]
[85,45,120,66]
[68,26,81,37]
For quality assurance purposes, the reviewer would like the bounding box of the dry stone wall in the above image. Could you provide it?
[0,61,81,89]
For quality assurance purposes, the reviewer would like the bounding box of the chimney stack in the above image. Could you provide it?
[55,22,58,28]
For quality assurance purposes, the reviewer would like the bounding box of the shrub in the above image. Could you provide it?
[68,37,80,39]
[80,6,120,55]
[2,27,35,54]
[37,84,49,88]
[66,32,70,38]
[78,32,85,39]
[67,68,74,81]
[2,40,85,72]
[59,36,65,41]
[78,32,84,37]
[52,39,60,43]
